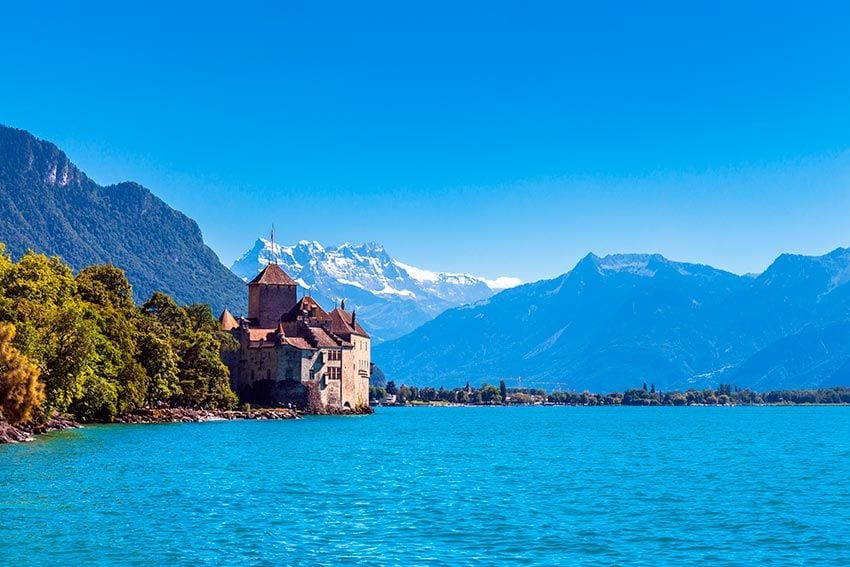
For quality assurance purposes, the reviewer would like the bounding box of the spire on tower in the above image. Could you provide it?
[269,224,278,265]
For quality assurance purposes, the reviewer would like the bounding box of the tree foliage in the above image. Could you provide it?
[0,244,239,423]
[0,322,44,424]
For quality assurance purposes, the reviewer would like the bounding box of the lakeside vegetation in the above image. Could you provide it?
[371,381,850,406]
[0,244,237,428]
[3,241,848,436]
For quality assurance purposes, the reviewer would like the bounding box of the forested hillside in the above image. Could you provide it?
[0,125,245,313]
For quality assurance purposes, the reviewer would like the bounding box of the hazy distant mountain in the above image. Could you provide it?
[0,125,245,313]
[231,238,521,342]
[728,322,850,390]
[374,249,850,391]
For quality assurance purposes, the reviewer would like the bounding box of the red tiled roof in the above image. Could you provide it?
[248,263,297,286]
[328,307,370,339]
[281,337,313,350]
[247,328,276,342]
[240,298,360,350]
[282,296,330,322]
[307,325,341,348]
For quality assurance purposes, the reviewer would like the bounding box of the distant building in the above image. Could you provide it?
[220,262,371,412]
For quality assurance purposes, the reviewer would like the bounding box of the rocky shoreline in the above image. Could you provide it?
[0,415,82,444]
[1,404,374,444]
[115,407,302,423]
[315,405,374,416]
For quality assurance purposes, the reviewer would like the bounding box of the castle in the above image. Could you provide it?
[219,261,371,412]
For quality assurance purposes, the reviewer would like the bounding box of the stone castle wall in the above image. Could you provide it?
[248,284,296,328]
[228,331,371,411]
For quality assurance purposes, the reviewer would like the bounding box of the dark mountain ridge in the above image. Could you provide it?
[374,248,850,391]
[0,125,245,313]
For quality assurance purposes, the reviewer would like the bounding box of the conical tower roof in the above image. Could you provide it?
[219,308,239,331]
[249,263,297,286]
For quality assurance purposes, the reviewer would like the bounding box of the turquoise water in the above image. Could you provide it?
[2,406,850,566]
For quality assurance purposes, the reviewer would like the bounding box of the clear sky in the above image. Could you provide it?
[2,1,849,282]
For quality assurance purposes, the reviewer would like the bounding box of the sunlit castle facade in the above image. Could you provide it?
[219,261,371,412]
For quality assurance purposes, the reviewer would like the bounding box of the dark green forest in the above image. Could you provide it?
[0,244,237,426]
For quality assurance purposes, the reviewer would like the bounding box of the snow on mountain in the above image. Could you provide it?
[576,252,740,281]
[230,238,520,343]
[374,248,850,391]
[393,260,521,291]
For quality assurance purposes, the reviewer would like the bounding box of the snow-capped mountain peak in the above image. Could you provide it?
[392,260,521,291]
[230,238,520,342]
[574,252,735,281]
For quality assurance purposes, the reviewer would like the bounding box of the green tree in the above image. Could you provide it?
[38,304,99,413]
[116,359,148,413]
[0,251,94,414]
[141,292,190,333]
[76,265,134,309]
[175,332,237,409]
[369,386,387,401]
[623,388,657,406]
[397,385,410,404]
[669,392,687,406]
[499,380,507,403]
[1,251,77,307]
[70,374,118,422]
[137,331,180,406]
[481,384,502,404]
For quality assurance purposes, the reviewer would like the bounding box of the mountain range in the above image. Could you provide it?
[0,125,246,313]
[230,238,521,342]
[374,249,850,391]
[4,125,849,392]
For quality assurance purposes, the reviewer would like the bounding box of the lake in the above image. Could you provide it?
[2,406,849,565]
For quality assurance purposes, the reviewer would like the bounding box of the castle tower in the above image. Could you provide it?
[248,263,298,328]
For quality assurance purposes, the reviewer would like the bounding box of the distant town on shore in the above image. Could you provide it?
[370,381,850,407]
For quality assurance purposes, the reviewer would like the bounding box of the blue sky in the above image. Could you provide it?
[2,1,849,282]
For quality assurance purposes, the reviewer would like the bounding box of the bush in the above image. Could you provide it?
[0,322,44,424]
[70,374,118,423]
